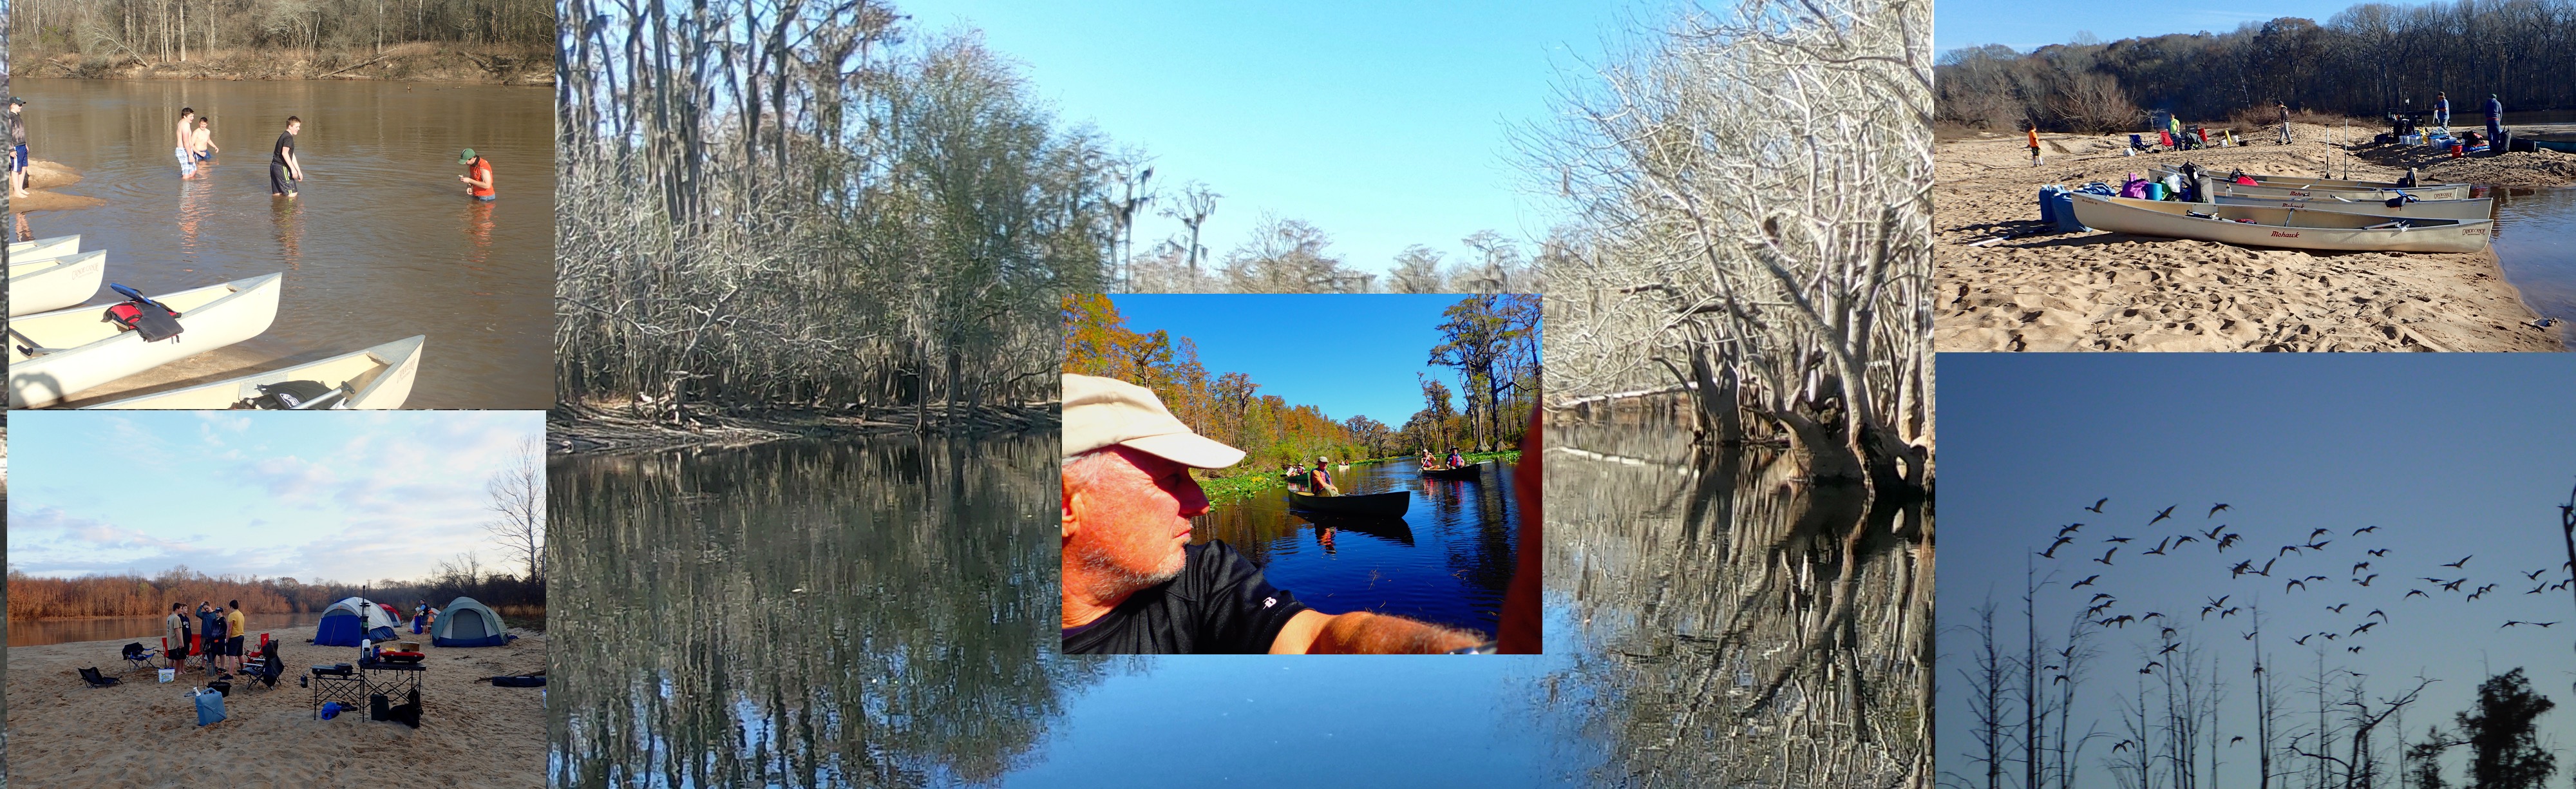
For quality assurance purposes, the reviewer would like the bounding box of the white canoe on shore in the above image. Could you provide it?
[8,234,81,263]
[2170,169,2475,202]
[2067,194,2493,254]
[2210,195,2494,222]
[80,335,424,410]
[8,250,108,317]
[8,272,286,408]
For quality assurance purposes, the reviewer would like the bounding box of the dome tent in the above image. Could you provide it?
[312,596,402,647]
[431,596,511,647]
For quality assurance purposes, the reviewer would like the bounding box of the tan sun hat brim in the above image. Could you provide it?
[1063,374,1245,470]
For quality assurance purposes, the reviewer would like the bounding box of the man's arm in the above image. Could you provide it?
[1268,609,1484,654]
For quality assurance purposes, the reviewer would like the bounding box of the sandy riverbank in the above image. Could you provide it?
[10,160,107,212]
[1936,121,2570,351]
[6,623,545,787]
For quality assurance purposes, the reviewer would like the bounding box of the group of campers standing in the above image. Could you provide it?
[2022,91,2509,167]
[162,601,247,673]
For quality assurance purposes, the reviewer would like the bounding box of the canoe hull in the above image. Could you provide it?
[2069,194,2492,253]
[1423,464,1481,480]
[2210,195,2493,222]
[8,250,107,317]
[2530,138,2576,154]
[2202,179,2472,202]
[6,234,80,263]
[9,273,286,408]
[79,335,424,410]
[1287,490,1410,517]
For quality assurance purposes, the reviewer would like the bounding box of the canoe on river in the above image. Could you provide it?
[8,234,81,263]
[2168,169,2474,202]
[80,335,424,410]
[1422,464,1482,480]
[9,249,107,316]
[2067,194,2492,253]
[8,272,285,408]
[1287,489,1410,517]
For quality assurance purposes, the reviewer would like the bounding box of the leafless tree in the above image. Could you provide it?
[1949,597,2007,789]
[2049,71,2142,133]
[483,437,542,584]
[1534,0,1931,496]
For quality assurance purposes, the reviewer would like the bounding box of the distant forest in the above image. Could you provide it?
[11,0,553,61]
[1938,0,2576,131]
[6,562,544,620]
[1063,294,1540,472]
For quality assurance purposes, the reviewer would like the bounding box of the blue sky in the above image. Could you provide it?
[8,412,545,584]
[1110,294,1514,428]
[1936,354,2576,788]
[1937,0,2435,54]
[898,0,1624,275]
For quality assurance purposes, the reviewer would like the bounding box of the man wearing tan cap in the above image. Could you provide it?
[1061,374,1490,654]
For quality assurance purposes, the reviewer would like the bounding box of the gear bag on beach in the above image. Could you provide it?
[102,283,184,342]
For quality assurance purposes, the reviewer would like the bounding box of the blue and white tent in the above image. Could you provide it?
[312,596,401,647]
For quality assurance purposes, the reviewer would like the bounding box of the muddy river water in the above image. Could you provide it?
[9,78,553,408]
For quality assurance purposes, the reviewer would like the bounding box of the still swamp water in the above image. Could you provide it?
[1193,457,1520,638]
[547,421,1927,786]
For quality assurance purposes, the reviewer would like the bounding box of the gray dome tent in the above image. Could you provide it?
[431,596,510,647]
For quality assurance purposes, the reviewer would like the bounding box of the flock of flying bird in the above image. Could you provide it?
[2040,498,2576,673]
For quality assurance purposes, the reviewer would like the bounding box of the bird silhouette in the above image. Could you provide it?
[2327,604,2349,613]
[2304,575,2329,582]
[2443,555,2472,568]
[2087,498,2108,513]
[2142,612,2167,621]
[2421,576,2450,584]
[2222,607,2242,618]
[2286,578,2308,592]
[2218,534,2243,551]
[2207,595,2231,608]
[2174,535,2199,546]
[2072,575,2101,589]
[2354,575,2378,587]
[2202,526,2228,540]
[2321,632,2340,640]
[2367,609,2387,622]
[2353,562,2371,573]
[2305,540,2332,551]
[2503,621,2527,628]
[2535,622,2559,628]
[2354,526,2379,535]
[2369,549,2389,556]
[2092,593,2116,602]
[2163,627,2178,638]
[2347,646,2364,654]
[2055,675,2070,684]
[2231,560,2256,577]
[2529,584,2548,595]
[2059,523,2086,537]
[2040,537,2075,558]
[2524,569,2548,580]
[2143,538,2170,556]
[2280,545,2304,556]
[2441,579,2467,592]
[2159,643,2182,655]
[2141,662,2161,674]
[2230,736,2246,745]
[2310,528,2333,539]
[2405,589,2429,598]
[2096,547,2119,566]
[2088,602,2117,616]
[2208,504,2231,517]
[2112,741,2133,753]
[2295,634,2313,645]
[2255,558,2279,576]
[2242,631,2257,640]
[2351,622,2379,635]
[2150,506,2177,525]
[2106,537,2133,544]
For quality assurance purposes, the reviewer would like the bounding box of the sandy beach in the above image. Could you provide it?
[11,159,107,212]
[1936,121,2570,351]
[6,623,545,787]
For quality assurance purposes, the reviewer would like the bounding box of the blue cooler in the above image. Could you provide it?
[2051,191,2085,233]
[2039,185,2066,223]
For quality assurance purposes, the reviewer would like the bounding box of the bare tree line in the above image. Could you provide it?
[12,0,551,62]
[556,1,1112,420]
[1536,0,1933,498]
[1938,0,2576,131]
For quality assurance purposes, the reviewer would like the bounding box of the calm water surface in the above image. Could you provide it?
[8,610,324,647]
[10,77,553,408]
[1195,459,1519,637]
[2487,186,2576,343]
[550,418,1927,787]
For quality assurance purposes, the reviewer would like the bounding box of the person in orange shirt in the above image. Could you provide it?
[2027,122,2041,166]
[459,148,495,201]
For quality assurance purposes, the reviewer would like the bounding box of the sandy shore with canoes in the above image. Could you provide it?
[10,159,106,212]
[1936,122,2569,352]
[5,623,545,787]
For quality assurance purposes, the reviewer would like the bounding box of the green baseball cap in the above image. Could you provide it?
[457,148,477,164]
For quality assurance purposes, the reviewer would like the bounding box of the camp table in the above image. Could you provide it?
[307,667,368,718]
[357,658,426,701]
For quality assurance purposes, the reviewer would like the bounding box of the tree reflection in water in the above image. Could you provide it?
[1540,417,1931,788]
[548,437,1133,788]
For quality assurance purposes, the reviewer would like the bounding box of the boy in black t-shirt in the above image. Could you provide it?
[270,117,304,198]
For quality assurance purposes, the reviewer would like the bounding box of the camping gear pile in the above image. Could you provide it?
[5,234,424,410]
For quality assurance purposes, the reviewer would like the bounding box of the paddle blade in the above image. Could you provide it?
[109,283,146,301]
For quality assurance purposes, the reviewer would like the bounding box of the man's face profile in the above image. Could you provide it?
[1065,445,1209,591]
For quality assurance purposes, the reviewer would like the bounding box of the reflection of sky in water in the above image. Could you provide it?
[1005,598,1593,787]
[2489,186,2576,339]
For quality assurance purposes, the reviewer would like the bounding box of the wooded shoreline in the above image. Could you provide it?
[547,401,1062,456]
[13,44,554,84]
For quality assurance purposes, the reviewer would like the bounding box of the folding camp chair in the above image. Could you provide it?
[78,667,122,688]
[236,643,285,692]
[122,642,160,673]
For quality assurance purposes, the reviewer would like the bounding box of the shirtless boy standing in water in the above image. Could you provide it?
[191,117,218,164]
[176,107,198,179]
